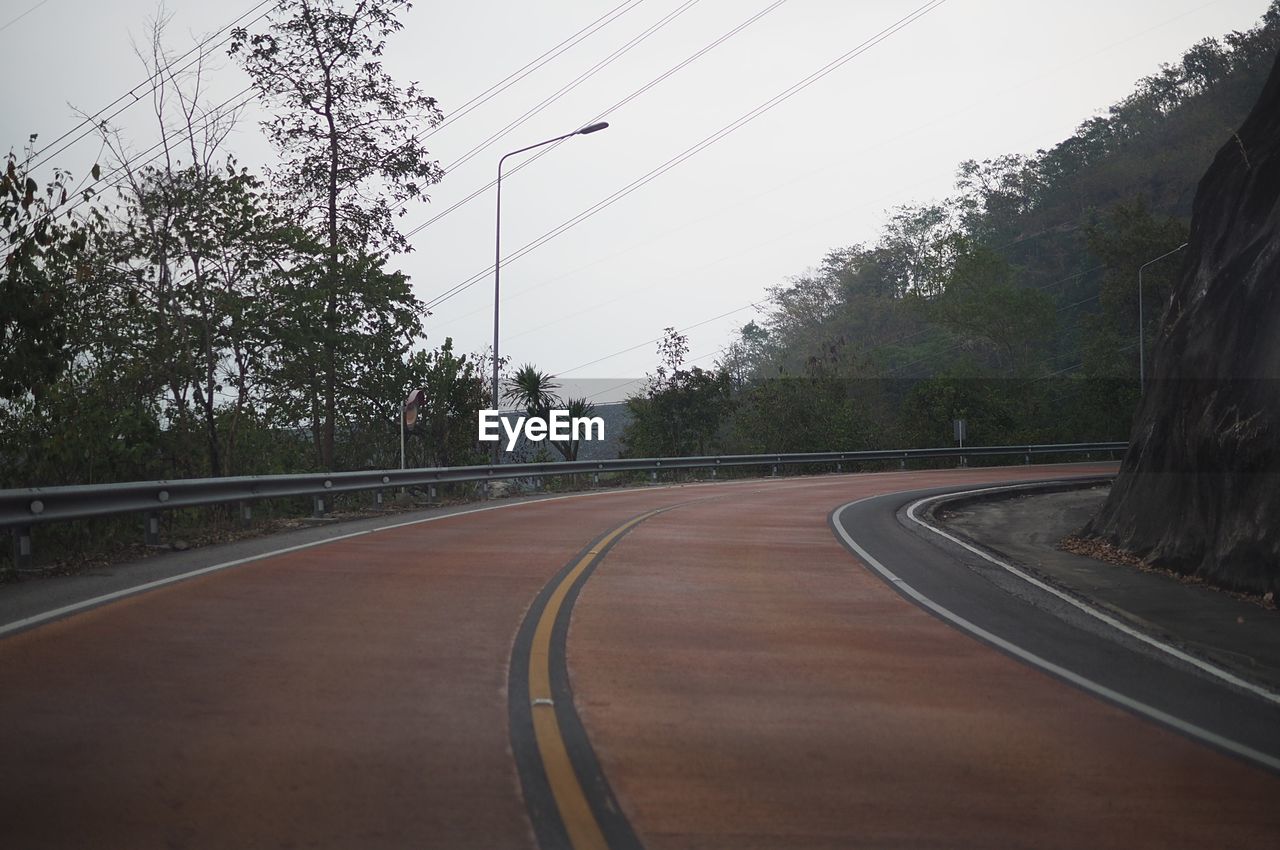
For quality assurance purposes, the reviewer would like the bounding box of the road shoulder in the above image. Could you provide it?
[937,482,1280,693]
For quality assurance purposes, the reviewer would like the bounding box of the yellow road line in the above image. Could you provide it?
[527,509,665,850]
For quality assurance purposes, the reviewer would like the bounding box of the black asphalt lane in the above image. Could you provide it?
[833,482,1280,775]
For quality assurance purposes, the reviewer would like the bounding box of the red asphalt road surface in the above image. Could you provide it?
[1,465,1277,848]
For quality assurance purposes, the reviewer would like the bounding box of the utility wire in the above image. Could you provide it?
[405,0,787,237]
[0,0,54,34]
[2,0,411,269]
[13,0,633,257]
[557,300,767,376]
[420,0,646,144]
[440,0,703,176]
[547,254,1111,387]
[582,345,726,401]
[426,0,1210,338]
[314,0,651,224]
[34,84,262,225]
[453,0,1212,390]
[478,154,943,345]
[422,0,949,312]
[26,0,275,172]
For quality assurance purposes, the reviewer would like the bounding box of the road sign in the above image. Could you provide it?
[404,389,427,429]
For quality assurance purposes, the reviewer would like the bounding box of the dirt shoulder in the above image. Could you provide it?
[938,483,1280,694]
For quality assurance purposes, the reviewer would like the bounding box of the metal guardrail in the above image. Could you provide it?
[2,442,1125,568]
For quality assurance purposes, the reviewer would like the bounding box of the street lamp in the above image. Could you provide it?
[1138,242,1189,392]
[492,121,609,464]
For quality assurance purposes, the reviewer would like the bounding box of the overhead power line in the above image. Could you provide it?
[583,345,726,402]
[26,0,275,172]
[427,0,1218,345]
[14,0,633,258]
[3,0,412,264]
[439,0,703,176]
[336,0,651,225]
[557,300,766,376]
[37,84,262,224]
[421,0,950,313]
[16,0,647,248]
[0,0,55,34]
[415,0,647,146]
[405,0,788,236]
[545,252,1111,386]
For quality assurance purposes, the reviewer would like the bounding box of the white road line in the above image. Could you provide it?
[830,495,1280,774]
[0,468,1101,640]
[0,472,860,640]
[0,532,374,638]
[0,486,664,639]
[905,483,1280,707]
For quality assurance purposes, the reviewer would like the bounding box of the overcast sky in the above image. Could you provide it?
[2,0,1272,402]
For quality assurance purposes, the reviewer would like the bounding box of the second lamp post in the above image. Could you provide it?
[491,121,609,464]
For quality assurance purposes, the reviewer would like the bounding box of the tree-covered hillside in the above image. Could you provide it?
[623,2,1280,457]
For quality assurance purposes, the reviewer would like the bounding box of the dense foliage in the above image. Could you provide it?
[0,1,481,493]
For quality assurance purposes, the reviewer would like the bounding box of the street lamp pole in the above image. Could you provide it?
[492,121,609,464]
[1138,242,1189,392]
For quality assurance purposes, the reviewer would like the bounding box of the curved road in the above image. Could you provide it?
[1,465,1277,848]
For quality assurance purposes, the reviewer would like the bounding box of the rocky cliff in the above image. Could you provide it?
[1084,49,1280,595]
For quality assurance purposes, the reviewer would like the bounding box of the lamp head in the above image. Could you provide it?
[578,121,609,135]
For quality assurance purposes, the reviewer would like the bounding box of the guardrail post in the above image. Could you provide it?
[312,495,327,517]
[144,511,161,546]
[11,525,32,571]
[900,454,907,470]
[1025,451,1031,465]
[238,501,253,529]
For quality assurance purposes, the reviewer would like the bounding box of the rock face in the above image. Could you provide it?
[1085,50,1280,595]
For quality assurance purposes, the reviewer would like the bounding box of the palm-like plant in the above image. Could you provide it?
[502,364,561,414]
[551,397,596,461]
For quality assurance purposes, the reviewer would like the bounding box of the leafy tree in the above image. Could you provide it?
[1084,198,1189,379]
[231,0,444,469]
[875,203,959,299]
[1,141,96,404]
[928,240,1055,373]
[406,338,489,469]
[623,329,734,457]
